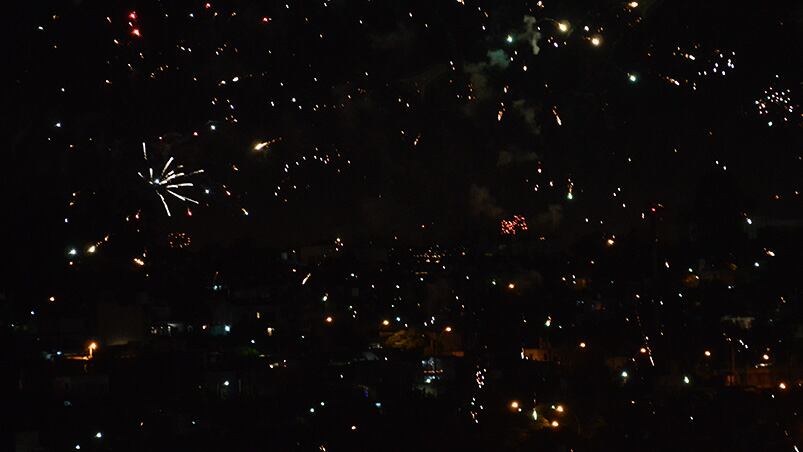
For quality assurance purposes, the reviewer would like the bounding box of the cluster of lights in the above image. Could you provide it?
[663,47,736,91]
[168,232,191,249]
[755,78,795,127]
[500,215,528,235]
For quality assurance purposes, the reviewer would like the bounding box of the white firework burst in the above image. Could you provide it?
[137,142,204,216]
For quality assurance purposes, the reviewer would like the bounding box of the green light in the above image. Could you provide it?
[506,35,514,44]
[628,73,638,83]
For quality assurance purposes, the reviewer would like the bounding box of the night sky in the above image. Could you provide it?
[3,0,802,291]
[5,3,803,451]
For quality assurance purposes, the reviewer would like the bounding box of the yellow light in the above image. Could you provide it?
[628,1,639,7]
[49,296,56,302]
[88,341,98,358]
[704,350,711,357]
[551,420,559,427]
[444,326,453,332]
[325,316,333,323]
[606,238,615,246]
[557,22,569,32]
[510,401,519,409]
[350,425,357,431]
[382,319,390,326]
[591,36,602,47]
[87,245,96,254]
[254,141,269,151]
[639,347,647,354]
[579,342,587,349]
[779,382,787,390]
[762,354,770,361]
[555,405,564,413]
[507,283,515,289]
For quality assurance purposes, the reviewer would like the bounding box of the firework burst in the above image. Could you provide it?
[137,142,204,216]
